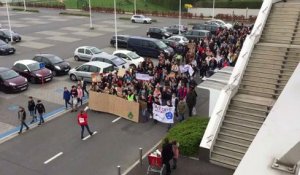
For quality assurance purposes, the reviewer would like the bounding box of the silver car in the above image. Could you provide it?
[68,61,114,82]
[90,52,130,70]
[131,15,152,24]
[74,46,103,61]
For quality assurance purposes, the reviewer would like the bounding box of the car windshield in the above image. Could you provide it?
[103,66,115,73]
[90,47,102,54]
[127,52,140,59]
[161,28,167,32]
[48,55,63,64]
[0,40,6,46]
[27,63,41,71]
[0,70,19,80]
[111,57,126,66]
[2,30,15,35]
[155,40,168,49]
[140,15,145,18]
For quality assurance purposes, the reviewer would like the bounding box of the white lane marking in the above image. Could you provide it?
[82,131,98,141]
[44,152,63,164]
[112,117,122,123]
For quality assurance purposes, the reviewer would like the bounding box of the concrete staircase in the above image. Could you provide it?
[210,1,300,170]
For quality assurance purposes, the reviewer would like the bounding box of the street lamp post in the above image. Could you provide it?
[114,0,118,50]
[88,0,93,29]
[5,0,13,43]
[134,0,136,15]
[178,0,181,35]
[23,0,26,11]
[212,0,215,19]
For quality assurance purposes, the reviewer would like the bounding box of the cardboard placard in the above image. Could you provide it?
[117,69,126,77]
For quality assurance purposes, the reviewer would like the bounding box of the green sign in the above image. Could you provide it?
[128,112,133,119]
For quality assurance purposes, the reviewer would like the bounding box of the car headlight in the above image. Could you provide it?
[9,82,16,86]
[25,78,27,82]
[36,73,42,77]
[55,66,61,70]
[0,48,5,51]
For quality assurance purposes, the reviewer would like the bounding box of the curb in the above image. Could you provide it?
[0,97,88,144]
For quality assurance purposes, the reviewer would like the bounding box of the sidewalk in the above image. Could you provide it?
[127,156,234,175]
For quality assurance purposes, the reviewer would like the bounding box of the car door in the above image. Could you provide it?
[82,49,93,61]
[41,57,53,71]
[87,65,100,82]
[75,65,90,80]
[0,31,5,41]
[15,63,30,79]
[136,16,141,23]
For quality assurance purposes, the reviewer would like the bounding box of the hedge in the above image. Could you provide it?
[166,117,209,157]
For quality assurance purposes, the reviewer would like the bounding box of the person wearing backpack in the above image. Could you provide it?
[28,96,37,124]
[18,106,29,134]
[35,100,46,125]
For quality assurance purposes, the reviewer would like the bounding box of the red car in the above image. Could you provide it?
[0,67,28,93]
[12,60,53,84]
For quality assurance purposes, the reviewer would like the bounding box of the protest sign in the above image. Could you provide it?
[179,65,194,76]
[136,73,153,81]
[153,104,175,124]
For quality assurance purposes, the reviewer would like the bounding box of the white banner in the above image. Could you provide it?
[179,64,194,76]
[136,73,153,81]
[153,104,175,124]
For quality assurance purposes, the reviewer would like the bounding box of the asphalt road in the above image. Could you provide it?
[0,105,167,175]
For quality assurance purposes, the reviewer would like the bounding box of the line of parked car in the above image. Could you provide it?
[0,28,22,55]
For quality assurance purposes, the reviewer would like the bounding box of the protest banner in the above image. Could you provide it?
[136,73,153,81]
[89,91,140,123]
[152,104,175,124]
[179,65,194,76]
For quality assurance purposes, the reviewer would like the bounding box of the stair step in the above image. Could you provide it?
[251,50,286,57]
[216,137,250,148]
[241,79,286,90]
[220,127,256,140]
[229,103,268,115]
[220,126,257,138]
[247,63,293,72]
[230,98,270,111]
[242,75,279,85]
[238,88,279,99]
[213,148,244,161]
[248,60,296,69]
[245,68,292,77]
[219,131,254,142]
[239,84,279,94]
[223,120,260,130]
[210,154,238,170]
[243,72,290,81]
[222,122,258,135]
[225,117,262,130]
[227,108,266,118]
[240,81,280,91]
[247,66,294,74]
[251,53,285,60]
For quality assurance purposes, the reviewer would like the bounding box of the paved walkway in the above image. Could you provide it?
[128,156,234,175]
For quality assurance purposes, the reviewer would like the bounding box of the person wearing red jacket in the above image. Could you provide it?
[77,110,94,140]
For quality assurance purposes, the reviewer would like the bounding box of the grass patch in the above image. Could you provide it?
[59,11,89,17]
[166,117,209,157]
[12,8,39,13]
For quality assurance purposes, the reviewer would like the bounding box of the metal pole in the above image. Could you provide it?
[134,0,136,15]
[178,0,181,35]
[246,7,248,20]
[23,0,26,11]
[117,165,121,175]
[212,0,215,19]
[139,148,143,166]
[114,0,118,51]
[88,0,93,29]
[5,0,13,43]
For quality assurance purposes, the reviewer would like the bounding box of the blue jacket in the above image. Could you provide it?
[63,90,71,100]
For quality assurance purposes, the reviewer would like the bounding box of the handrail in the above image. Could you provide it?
[262,5,269,14]
[250,23,262,39]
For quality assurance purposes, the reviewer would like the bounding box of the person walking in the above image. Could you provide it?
[172,140,179,170]
[35,100,46,125]
[162,138,173,175]
[177,97,186,121]
[82,78,89,97]
[70,85,78,112]
[18,106,29,134]
[77,85,83,106]
[28,96,37,124]
[63,87,72,109]
[77,110,94,140]
[186,85,197,117]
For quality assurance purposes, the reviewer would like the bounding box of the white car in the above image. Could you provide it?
[90,52,130,70]
[113,50,145,68]
[165,35,189,46]
[207,19,233,29]
[74,46,103,61]
[131,15,152,24]
[69,61,114,82]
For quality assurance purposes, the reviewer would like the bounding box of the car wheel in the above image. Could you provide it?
[74,56,80,61]
[143,20,147,24]
[131,20,135,23]
[147,34,151,38]
[130,64,136,69]
[5,38,9,43]
[30,77,36,84]
[70,74,77,81]
[52,71,57,76]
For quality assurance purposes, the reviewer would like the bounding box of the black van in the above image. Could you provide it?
[127,36,174,58]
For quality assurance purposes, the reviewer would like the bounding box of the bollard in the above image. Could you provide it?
[117,165,121,175]
[139,147,143,166]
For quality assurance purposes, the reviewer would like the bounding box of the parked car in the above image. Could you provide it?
[90,52,130,70]
[147,27,172,39]
[74,46,103,61]
[12,60,53,84]
[164,35,189,46]
[110,35,130,48]
[69,61,115,82]
[164,24,188,34]
[192,23,221,35]
[184,30,211,43]
[32,54,71,76]
[0,29,21,43]
[0,67,28,93]
[0,40,15,55]
[127,36,174,58]
[207,19,233,29]
[131,15,152,24]
[113,50,144,68]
